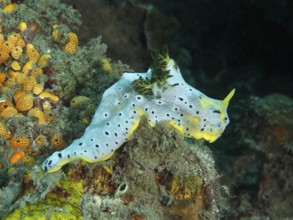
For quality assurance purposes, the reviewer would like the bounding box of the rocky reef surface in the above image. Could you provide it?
[2,0,292,219]
[0,0,227,219]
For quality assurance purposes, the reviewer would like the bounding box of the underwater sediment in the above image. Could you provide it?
[0,0,228,219]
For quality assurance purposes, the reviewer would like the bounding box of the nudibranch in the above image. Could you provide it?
[42,49,235,172]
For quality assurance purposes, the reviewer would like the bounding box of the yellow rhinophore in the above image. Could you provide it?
[222,88,235,107]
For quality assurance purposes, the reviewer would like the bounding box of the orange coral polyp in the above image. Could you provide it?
[8,33,21,45]
[15,93,34,111]
[0,107,18,118]
[10,135,30,149]
[26,44,40,62]
[16,39,26,48]
[0,50,9,64]
[31,68,43,76]
[23,76,37,92]
[51,29,60,42]
[9,151,26,164]
[18,22,28,32]
[3,3,17,14]
[22,61,34,74]
[28,108,46,124]
[39,91,59,102]
[4,78,16,88]
[0,101,14,112]
[44,112,54,123]
[8,69,20,79]
[64,41,77,54]
[32,83,44,95]
[2,40,15,53]
[42,101,52,110]
[34,134,47,147]
[15,73,27,84]
[38,54,51,68]
[5,130,12,140]
[0,72,6,83]
[13,90,26,102]
[11,61,21,71]
[70,96,91,108]
[11,46,23,59]
[67,32,78,45]
[51,134,66,150]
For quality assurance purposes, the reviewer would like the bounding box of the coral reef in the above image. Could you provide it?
[0,0,130,217]
[0,0,231,219]
[221,94,293,219]
[0,0,293,220]
[0,1,229,219]
[4,120,226,219]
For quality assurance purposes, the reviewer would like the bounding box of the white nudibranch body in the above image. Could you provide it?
[42,58,235,172]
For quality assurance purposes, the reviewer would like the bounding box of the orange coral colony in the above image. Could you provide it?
[51,134,66,150]
[18,21,27,32]
[23,76,37,92]
[0,16,79,168]
[15,93,34,111]
[67,32,78,45]
[3,3,17,14]
[26,43,40,62]
[28,108,46,124]
[32,83,44,95]
[0,101,14,112]
[64,32,79,54]
[34,134,47,147]
[9,151,25,164]
[0,72,6,83]
[38,54,51,68]
[39,91,59,102]
[10,135,30,149]
[64,41,77,54]
[0,106,18,118]
[11,46,23,59]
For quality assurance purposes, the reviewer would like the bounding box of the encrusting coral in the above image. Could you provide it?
[15,93,34,111]
[9,135,30,149]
